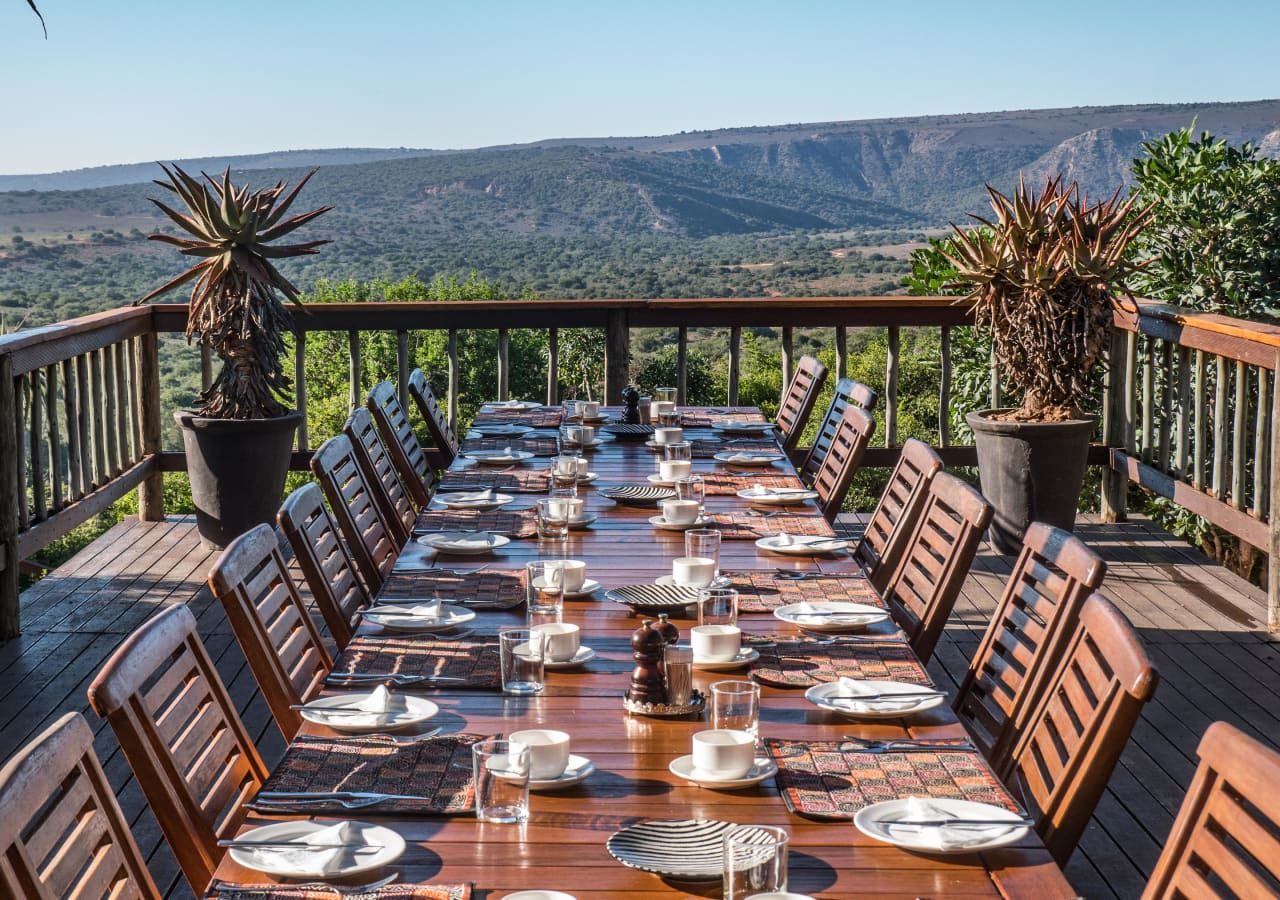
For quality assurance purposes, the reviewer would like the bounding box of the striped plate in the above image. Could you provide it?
[601,485,677,506]
[604,584,700,611]
[606,819,767,880]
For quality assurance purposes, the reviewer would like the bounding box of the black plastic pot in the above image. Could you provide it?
[966,409,1097,555]
[174,411,302,549]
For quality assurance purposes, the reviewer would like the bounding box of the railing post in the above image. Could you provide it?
[546,327,559,406]
[1269,352,1280,638]
[497,328,510,402]
[1101,329,1128,522]
[293,330,309,452]
[0,355,19,639]
[835,327,847,380]
[727,326,741,406]
[781,326,794,392]
[677,327,688,405]
[604,309,629,405]
[938,325,952,447]
[885,326,900,447]
[396,330,410,409]
[137,332,165,522]
[447,329,460,430]
[347,331,361,412]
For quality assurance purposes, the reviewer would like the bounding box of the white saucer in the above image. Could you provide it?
[737,488,820,506]
[713,423,776,436]
[646,473,680,486]
[578,472,599,484]
[773,601,889,632]
[433,491,515,510]
[648,514,708,531]
[655,574,726,589]
[296,693,439,734]
[853,798,1030,854]
[465,450,535,465]
[227,820,405,878]
[668,755,778,789]
[713,451,784,466]
[532,755,596,790]
[756,534,850,555]
[501,892,577,900]
[532,576,601,598]
[568,514,598,530]
[563,437,613,450]
[541,646,597,669]
[360,603,476,633]
[470,423,534,437]
[693,647,759,670]
[804,680,947,719]
[417,531,511,555]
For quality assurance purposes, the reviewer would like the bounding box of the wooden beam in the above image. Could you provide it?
[885,325,900,448]
[677,326,688,406]
[293,331,309,452]
[546,327,559,406]
[136,332,164,522]
[0,356,20,639]
[604,310,630,405]
[727,326,741,406]
[17,457,156,558]
[1270,352,1280,637]
[938,326,951,448]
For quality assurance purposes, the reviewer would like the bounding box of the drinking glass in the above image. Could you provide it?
[658,409,681,428]
[561,399,579,421]
[723,825,789,899]
[685,528,721,581]
[551,451,581,488]
[698,587,739,627]
[526,560,564,617]
[536,499,570,542]
[664,644,694,706]
[472,739,531,823]
[675,474,706,515]
[499,627,545,695]
[663,441,692,463]
[656,386,678,405]
[711,680,760,739]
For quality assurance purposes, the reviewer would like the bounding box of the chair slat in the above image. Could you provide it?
[775,355,828,453]
[852,438,942,592]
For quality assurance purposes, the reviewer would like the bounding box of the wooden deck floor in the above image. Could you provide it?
[3,513,1276,898]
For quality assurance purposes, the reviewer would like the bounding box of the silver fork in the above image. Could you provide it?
[209,873,399,897]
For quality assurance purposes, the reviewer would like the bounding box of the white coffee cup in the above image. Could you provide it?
[691,624,741,662]
[660,459,692,481]
[547,497,584,521]
[581,401,600,418]
[575,457,590,476]
[662,498,700,524]
[691,729,754,779]
[553,455,579,477]
[654,426,684,445]
[673,556,716,588]
[544,559,587,593]
[530,622,581,663]
[509,728,571,780]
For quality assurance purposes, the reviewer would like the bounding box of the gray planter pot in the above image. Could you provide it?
[966,409,1097,555]
[174,411,302,550]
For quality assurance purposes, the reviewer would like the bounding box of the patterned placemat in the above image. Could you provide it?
[722,571,882,613]
[765,738,1019,820]
[414,508,537,539]
[679,410,769,427]
[748,636,928,688]
[328,635,502,689]
[248,734,491,815]
[649,438,780,458]
[208,884,472,899]
[380,569,526,610]
[461,435,559,457]
[472,406,563,428]
[701,472,806,496]
[438,467,551,493]
[707,511,836,540]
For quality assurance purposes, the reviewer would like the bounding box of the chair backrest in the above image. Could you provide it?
[367,380,434,508]
[344,406,416,543]
[207,523,333,741]
[881,471,993,664]
[407,368,457,468]
[853,438,944,593]
[1007,593,1157,866]
[953,522,1106,773]
[311,433,399,592]
[1143,721,1280,899]
[812,402,875,520]
[278,483,370,651]
[86,605,269,895]
[800,377,878,484]
[0,712,161,900]
[776,355,828,453]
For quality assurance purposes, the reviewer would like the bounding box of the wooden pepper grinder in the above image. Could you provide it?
[620,385,642,425]
[655,613,679,646]
[629,619,667,704]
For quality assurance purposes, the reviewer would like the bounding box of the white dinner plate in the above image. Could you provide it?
[360,602,476,633]
[737,488,821,506]
[804,679,947,719]
[713,422,776,436]
[755,534,850,555]
[417,531,511,555]
[693,647,759,670]
[648,514,708,531]
[227,820,405,879]
[772,601,889,632]
[713,451,784,466]
[433,491,516,510]
[667,754,778,789]
[296,693,438,734]
[470,423,534,437]
[464,449,535,465]
[532,576,601,598]
[853,798,1030,854]
[481,400,541,411]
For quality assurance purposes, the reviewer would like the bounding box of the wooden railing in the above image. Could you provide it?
[2,295,1278,639]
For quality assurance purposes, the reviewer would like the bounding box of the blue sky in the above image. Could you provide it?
[3,0,1279,173]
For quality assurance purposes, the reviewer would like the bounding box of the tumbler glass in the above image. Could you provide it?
[472,739,531,823]
[698,587,739,627]
[685,528,722,581]
[675,474,706,516]
[723,825,789,899]
[535,499,569,542]
[526,560,565,617]
[656,386,678,405]
[551,451,581,488]
[711,679,760,740]
[499,627,545,696]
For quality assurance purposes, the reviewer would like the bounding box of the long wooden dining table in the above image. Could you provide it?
[210,406,1076,899]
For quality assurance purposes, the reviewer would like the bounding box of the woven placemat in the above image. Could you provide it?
[722,571,882,613]
[679,410,769,427]
[472,406,563,428]
[379,569,526,610]
[748,636,927,688]
[248,734,490,816]
[328,635,502,689]
[701,472,806,496]
[438,467,551,493]
[765,738,1019,820]
[208,884,471,899]
[649,438,779,458]
[414,508,537,539]
[707,511,835,540]
[461,435,559,457]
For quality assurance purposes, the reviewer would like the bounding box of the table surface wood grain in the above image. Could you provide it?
[211,407,1075,899]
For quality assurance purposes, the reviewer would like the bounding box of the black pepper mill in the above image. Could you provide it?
[655,613,679,646]
[620,385,642,425]
[629,619,667,704]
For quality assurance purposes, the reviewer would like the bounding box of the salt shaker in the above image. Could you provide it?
[664,643,694,707]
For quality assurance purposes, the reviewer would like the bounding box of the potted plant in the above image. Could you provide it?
[139,165,330,548]
[944,175,1149,553]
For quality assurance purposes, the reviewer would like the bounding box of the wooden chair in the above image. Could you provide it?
[1143,721,1280,899]
[953,522,1106,774]
[311,433,399,592]
[880,471,992,664]
[86,605,270,895]
[407,368,458,469]
[1005,592,1158,866]
[0,712,161,900]
[344,405,416,544]
[367,380,435,508]
[207,523,333,741]
[812,402,875,521]
[278,483,371,651]
[798,377,878,482]
[852,438,944,593]
[775,355,828,454]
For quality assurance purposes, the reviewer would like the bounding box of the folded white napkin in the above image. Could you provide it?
[773,534,840,549]
[729,453,776,463]
[789,600,855,622]
[829,677,922,712]
[365,600,442,618]
[431,531,494,550]
[449,488,496,503]
[308,685,411,728]
[247,821,363,876]
[884,797,1020,851]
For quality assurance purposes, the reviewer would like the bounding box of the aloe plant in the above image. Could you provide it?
[138,165,331,419]
[24,0,45,36]
[943,175,1150,421]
